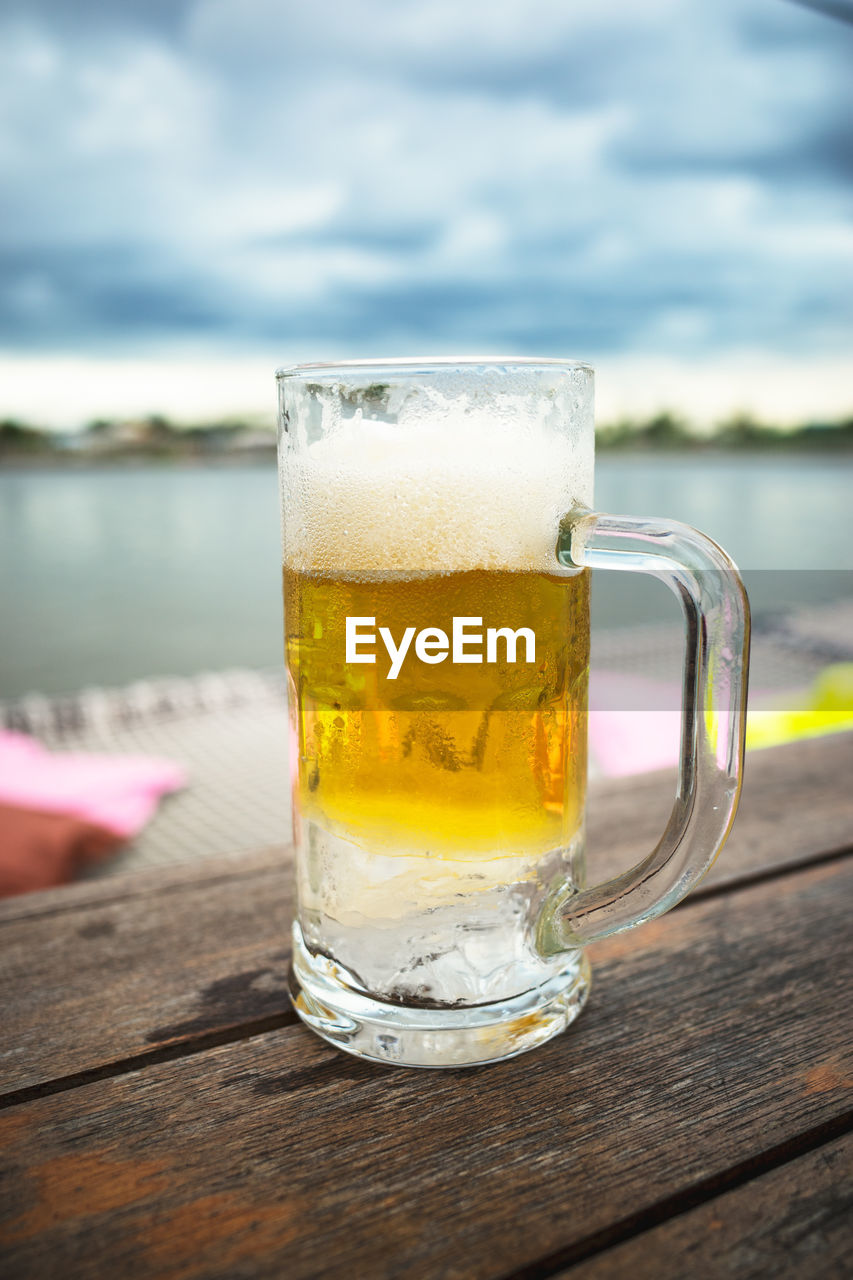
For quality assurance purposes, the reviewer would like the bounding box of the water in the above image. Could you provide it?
[1,463,283,698]
[1,455,850,699]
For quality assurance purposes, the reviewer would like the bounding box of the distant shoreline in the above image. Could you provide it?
[2,408,852,467]
[0,452,278,471]
[2,444,852,472]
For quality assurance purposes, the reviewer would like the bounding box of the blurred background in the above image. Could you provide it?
[1,0,851,877]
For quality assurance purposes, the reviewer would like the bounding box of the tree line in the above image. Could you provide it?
[1,410,852,460]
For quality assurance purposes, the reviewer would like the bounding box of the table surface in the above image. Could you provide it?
[1,732,851,1280]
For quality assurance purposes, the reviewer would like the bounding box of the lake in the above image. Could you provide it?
[1,455,850,698]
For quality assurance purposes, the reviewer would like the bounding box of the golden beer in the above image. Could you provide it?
[284,567,590,862]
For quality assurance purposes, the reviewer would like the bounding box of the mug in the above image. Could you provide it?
[276,358,750,1068]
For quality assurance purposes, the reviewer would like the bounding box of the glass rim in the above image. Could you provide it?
[275,355,593,381]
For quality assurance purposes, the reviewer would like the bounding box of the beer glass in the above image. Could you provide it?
[276,358,749,1068]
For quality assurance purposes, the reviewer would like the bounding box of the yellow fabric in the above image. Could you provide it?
[747,664,853,751]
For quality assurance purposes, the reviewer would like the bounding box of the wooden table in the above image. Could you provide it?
[2,733,851,1279]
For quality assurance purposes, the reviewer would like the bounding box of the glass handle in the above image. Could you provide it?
[539,508,751,952]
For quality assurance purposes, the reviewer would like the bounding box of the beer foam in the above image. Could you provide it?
[281,413,593,574]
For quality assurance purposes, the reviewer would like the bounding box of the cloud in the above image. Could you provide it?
[0,0,851,365]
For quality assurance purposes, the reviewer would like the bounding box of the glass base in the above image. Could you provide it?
[288,923,591,1068]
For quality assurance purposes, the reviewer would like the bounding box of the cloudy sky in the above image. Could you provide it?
[1,0,851,425]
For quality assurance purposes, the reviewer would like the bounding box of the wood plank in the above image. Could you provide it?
[0,854,297,1100]
[1,733,851,1096]
[0,845,282,925]
[1,860,851,1280]
[559,1134,853,1280]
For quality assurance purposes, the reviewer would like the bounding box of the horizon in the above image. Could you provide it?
[2,351,852,432]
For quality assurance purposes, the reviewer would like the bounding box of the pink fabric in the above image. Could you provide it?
[589,710,681,777]
[0,731,186,837]
[589,673,680,777]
